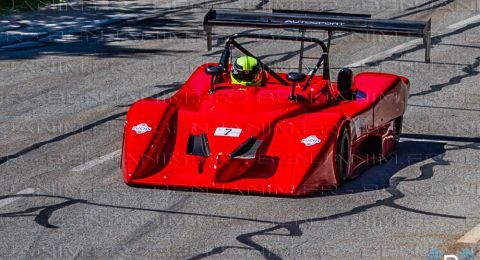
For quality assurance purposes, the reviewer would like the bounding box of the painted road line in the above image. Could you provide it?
[0,188,35,209]
[457,224,480,243]
[70,150,121,172]
[447,14,480,29]
[399,138,450,144]
[347,14,480,67]
[346,39,422,67]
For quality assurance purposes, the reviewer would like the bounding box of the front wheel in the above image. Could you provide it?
[335,125,351,185]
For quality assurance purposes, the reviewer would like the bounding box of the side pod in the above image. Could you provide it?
[267,112,348,195]
[122,99,178,183]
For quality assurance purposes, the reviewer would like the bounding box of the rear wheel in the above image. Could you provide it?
[336,126,350,184]
[393,116,403,145]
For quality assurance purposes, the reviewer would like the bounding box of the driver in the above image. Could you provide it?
[230,56,264,86]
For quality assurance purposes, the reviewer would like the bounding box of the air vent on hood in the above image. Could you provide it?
[187,133,211,157]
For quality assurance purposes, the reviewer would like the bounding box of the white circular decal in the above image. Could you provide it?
[132,123,152,134]
[301,135,321,146]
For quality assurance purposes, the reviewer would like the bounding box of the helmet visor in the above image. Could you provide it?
[232,62,261,82]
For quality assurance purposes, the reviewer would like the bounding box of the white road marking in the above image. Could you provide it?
[346,39,422,67]
[70,150,121,172]
[447,14,480,29]
[457,224,480,243]
[399,138,449,144]
[0,188,35,209]
[346,14,480,67]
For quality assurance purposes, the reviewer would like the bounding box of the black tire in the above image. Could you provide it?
[393,116,403,145]
[335,126,350,184]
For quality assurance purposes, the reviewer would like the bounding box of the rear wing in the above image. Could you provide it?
[203,9,431,63]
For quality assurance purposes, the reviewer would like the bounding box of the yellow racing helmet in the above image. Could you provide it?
[230,56,263,86]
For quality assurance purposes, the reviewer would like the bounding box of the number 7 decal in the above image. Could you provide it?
[214,127,242,137]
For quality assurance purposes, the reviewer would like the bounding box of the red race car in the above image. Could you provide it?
[121,10,431,196]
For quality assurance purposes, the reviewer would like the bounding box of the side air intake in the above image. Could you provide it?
[230,137,263,159]
[187,133,211,157]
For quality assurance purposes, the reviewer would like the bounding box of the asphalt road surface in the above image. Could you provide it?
[1,0,480,259]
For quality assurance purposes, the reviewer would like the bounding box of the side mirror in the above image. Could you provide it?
[337,68,353,100]
[287,72,306,82]
[286,72,306,101]
[205,65,224,75]
[205,65,224,94]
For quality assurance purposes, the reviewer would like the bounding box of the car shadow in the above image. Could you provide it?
[325,139,446,196]
[326,132,480,197]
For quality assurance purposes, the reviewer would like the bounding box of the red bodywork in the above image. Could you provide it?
[121,64,409,196]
